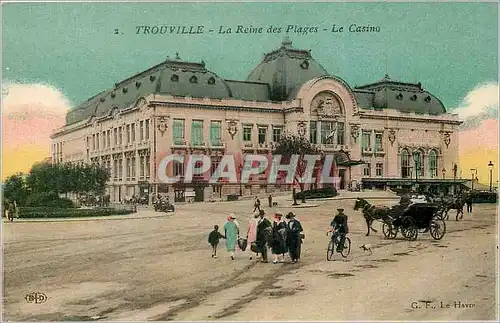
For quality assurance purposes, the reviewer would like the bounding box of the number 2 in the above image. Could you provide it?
[114,29,119,34]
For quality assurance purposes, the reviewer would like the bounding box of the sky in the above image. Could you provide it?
[2,2,498,184]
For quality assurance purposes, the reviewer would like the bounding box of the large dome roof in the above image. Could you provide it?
[247,38,329,101]
[355,74,447,115]
[66,56,232,125]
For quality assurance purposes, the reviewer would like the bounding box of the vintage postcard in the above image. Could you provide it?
[2,1,498,321]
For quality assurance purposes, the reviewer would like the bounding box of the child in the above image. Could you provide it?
[208,225,226,258]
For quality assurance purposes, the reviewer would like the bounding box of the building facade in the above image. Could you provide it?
[51,39,463,202]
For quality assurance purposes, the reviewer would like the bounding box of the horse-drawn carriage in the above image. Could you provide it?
[382,203,446,241]
[354,198,446,241]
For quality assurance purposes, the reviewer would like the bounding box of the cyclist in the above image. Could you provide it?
[328,208,349,253]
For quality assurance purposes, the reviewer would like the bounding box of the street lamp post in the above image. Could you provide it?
[238,164,243,196]
[413,153,420,191]
[470,168,476,191]
[453,163,458,194]
[488,161,494,192]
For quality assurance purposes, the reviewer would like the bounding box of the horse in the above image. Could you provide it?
[353,198,393,236]
[440,193,466,221]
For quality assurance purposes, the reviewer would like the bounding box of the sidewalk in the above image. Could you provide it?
[3,210,169,223]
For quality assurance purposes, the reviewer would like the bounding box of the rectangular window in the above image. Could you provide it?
[118,127,123,146]
[131,123,136,142]
[139,156,145,178]
[145,119,150,140]
[376,163,383,176]
[102,131,106,148]
[191,120,204,145]
[258,126,267,144]
[310,121,317,144]
[243,126,252,142]
[118,158,123,181]
[131,156,136,179]
[139,121,144,141]
[113,160,118,180]
[337,122,345,145]
[272,127,282,142]
[374,133,383,152]
[173,160,185,176]
[145,155,150,178]
[107,130,111,148]
[362,132,372,150]
[210,121,222,146]
[363,163,371,177]
[321,121,334,144]
[173,119,185,144]
[126,158,130,180]
[126,125,130,144]
[92,134,96,150]
[96,133,100,150]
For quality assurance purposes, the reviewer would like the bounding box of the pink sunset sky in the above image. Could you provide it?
[1,82,499,185]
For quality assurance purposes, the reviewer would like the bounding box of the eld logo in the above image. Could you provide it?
[25,292,47,304]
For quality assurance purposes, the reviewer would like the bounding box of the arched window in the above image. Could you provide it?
[401,149,411,178]
[413,150,424,177]
[428,150,438,178]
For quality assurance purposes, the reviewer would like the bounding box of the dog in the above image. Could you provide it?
[359,244,373,255]
[272,202,278,207]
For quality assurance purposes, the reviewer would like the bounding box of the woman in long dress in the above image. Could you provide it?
[271,213,288,264]
[246,213,259,260]
[224,214,239,260]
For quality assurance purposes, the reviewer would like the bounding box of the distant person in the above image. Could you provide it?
[268,194,273,207]
[286,212,304,263]
[208,225,226,258]
[253,196,261,213]
[465,194,473,213]
[224,214,239,260]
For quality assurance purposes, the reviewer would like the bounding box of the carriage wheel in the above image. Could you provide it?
[327,240,335,261]
[430,218,446,240]
[401,216,418,241]
[341,237,351,258]
[382,222,398,239]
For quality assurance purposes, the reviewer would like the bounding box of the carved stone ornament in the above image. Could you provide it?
[227,120,238,139]
[350,124,360,142]
[134,97,148,112]
[297,121,307,137]
[442,131,452,148]
[157,116,169,136]
[388,129,397,146]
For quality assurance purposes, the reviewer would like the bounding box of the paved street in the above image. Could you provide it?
[2,195,498,321]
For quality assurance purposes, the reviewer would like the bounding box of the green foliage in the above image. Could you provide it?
[3,173,28,205]
[24,192,75,208]
[272,133,319,157]
[3,161,110,207]
[17,207,134,219]
[295,187,338,200]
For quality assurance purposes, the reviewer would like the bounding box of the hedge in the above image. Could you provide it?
[24,192,75,208]
[17,207,135,219]
[295,187,337,200]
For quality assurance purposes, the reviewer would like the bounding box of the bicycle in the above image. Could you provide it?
[326,230,351,260]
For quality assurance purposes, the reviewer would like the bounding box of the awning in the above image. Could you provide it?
[334,150,365,167]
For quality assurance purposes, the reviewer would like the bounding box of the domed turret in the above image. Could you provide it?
[247,38,329,101]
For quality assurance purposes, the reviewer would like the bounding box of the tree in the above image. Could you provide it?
[272,133,320,205]
[3,173,28,205]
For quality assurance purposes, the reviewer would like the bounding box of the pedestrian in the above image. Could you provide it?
[224,214,239,260]
[256,209,272,263]
[246,212,259,260]
[271,213,288,264]
[465,194,473,213]
[286,212,304,263]
[253,196,261,213]
[208,225,226,258]
[268,194,273,207]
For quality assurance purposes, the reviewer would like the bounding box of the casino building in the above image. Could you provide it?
[51,39,463,202]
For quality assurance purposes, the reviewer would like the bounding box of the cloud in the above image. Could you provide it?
[452,82,499,130]
[2,82,71,178]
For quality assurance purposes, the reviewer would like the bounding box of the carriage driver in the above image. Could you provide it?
[328,208,349,253]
